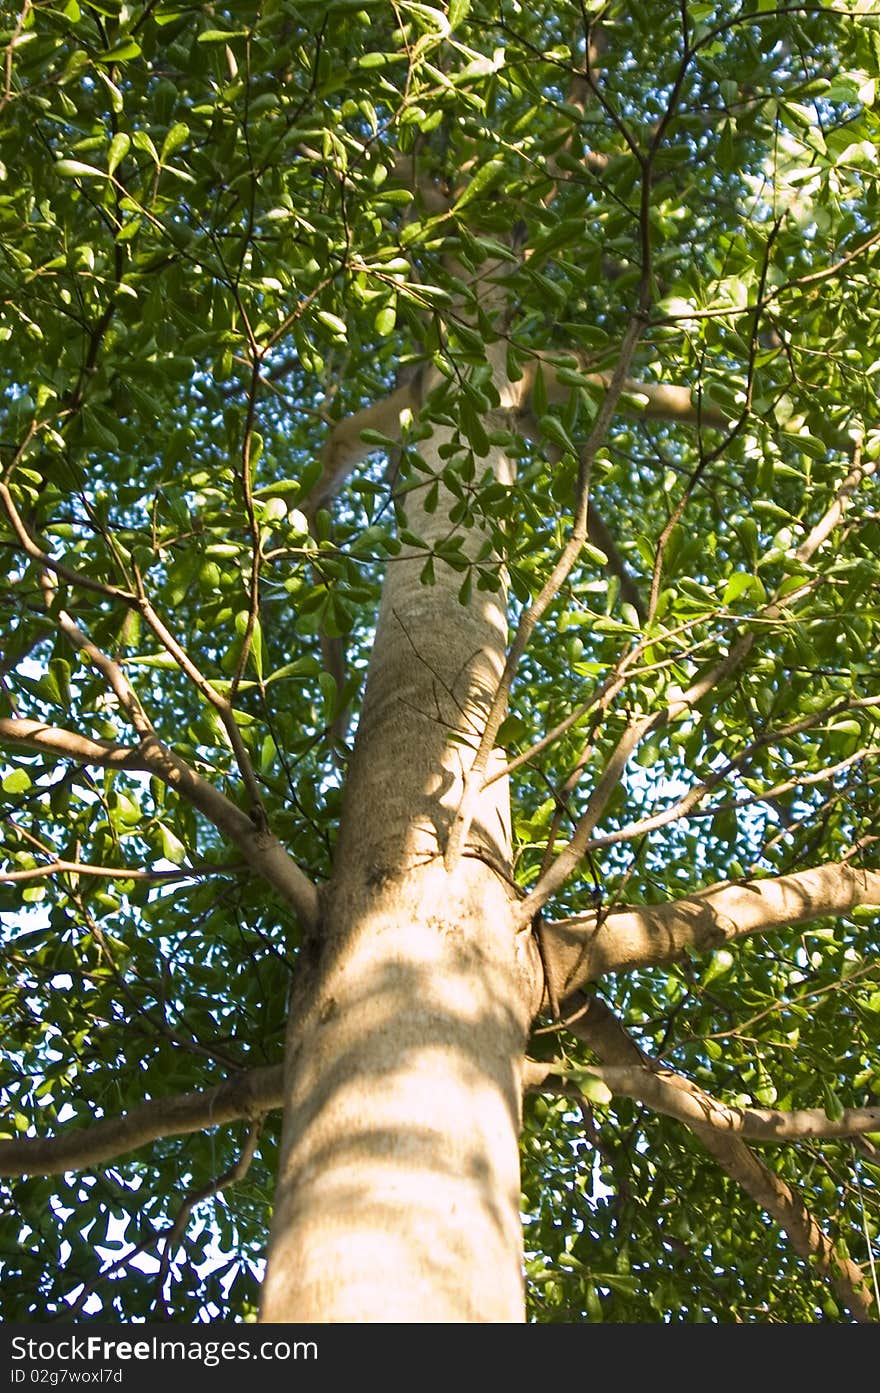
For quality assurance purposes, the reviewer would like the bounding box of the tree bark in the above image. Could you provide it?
[261,367,542,1321]
[541,863,880,988]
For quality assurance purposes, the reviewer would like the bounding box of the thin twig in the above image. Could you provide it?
[516,439,879,927]
[154,1120,262,1317]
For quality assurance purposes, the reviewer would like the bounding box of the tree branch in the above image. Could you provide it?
[534,359,731,430]
[300,380,420,514]
[445,311,651,871]
[569,739,878,859]
[154,1118,263,1316]
[0,481,134,604]
[0,479,268,821]
[695,1123,875,1322]
[299,363,736,520]
[527,1060,880,1144]
[390,152,451,215]
[52,608,155,740]
[0,1065,282,1177]
[0,718,320,928]
[132,587,268,824]
[563,994,875,1322]
[0,859,236,884]
[515,438,879,928]
[582,496,646,620]
[518,408,647,617]
[0,719,142,771]
[539,861,880,990]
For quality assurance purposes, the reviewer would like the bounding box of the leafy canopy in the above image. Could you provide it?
[1,0,879,1322]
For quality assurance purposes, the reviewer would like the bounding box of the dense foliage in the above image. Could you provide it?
[1,0,879,1321]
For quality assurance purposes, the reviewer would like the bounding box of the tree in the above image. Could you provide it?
[1,0,879,1324]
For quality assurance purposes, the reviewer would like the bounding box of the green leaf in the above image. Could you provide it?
[822,1082,845,1124]
[250,615,264,682]
[316,310,347,339]
[125,653,179,669]
[107,132,131,177]
[266,657,322,681]
[96,40,142,63]
[722,572,758,605]
[55,160,107,179]
[568,1070,613,1105]
[538,414,577,456]
[260,734,277,772]
[3,0,880,1328]
[701,949,734,989]
[2,770,32,795]
[532,363,548,417]
[358,51,393,68]
[453,157,506,211]
[157,823,187,864]
[132,130,160,165]
[48,658,72,706]
[198,28,248,42]
[161,123,190,161]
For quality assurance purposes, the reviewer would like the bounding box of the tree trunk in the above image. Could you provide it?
[261,369,541,1321]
